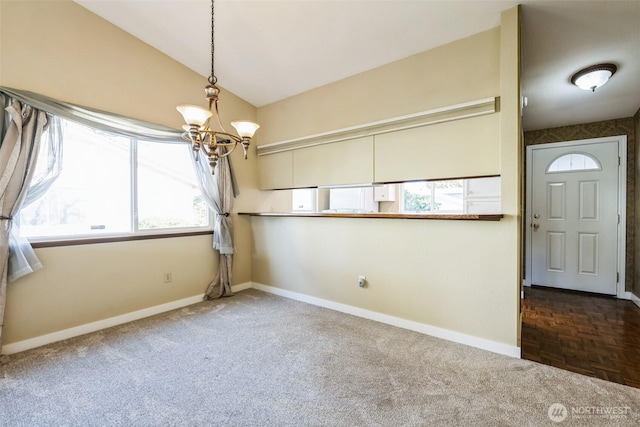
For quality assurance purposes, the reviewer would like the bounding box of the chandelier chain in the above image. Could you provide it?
[208,0,217,85]
[176,0,258,174]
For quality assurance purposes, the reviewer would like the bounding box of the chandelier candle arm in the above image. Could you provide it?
[175,0,259,174]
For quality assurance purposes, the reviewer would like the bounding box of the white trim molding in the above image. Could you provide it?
[3,282,521,358]
[257,97,497,155]
[631,292,640,309]
[251,282,521,358]
[230,282,252,293]
[2,282,251,355]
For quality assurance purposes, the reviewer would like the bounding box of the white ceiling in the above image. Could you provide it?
[75,0,640,131]
[521,1,640,131]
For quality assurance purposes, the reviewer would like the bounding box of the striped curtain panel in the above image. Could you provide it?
[0,98,50,353]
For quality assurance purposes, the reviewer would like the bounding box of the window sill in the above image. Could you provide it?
[29,230,213,249]
[238,212,504,221]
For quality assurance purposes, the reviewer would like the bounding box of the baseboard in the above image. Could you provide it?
[231,282,252,293]
[2,282,252,355]
[3,281,523,358]
[618,290,632,300]
[251,282,521,359]
[631,292,640,309]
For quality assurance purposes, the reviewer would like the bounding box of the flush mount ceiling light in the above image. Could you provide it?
[570,63,617,92]
[177,0,259,174]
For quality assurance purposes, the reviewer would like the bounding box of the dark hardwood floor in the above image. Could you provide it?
[521,286,640,388]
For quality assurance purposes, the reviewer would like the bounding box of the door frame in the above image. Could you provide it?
[524,135,628,299]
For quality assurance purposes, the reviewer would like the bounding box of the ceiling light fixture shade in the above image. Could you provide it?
[177,0,259,174]
[177,105,213,127]
[570,63,617,92]
[231,121,260,139]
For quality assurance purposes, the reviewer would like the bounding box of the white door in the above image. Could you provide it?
[530,140,619,294]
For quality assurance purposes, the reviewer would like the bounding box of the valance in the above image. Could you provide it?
[0,87,240,195]
[0,87,183,143]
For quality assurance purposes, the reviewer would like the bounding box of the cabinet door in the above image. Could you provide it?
[464,176,501,213]
[374,114,500,183]
[464,176,501,198]
[258,150,293,190]
[293,136,374,187]
[374,184,396,201]
[292,189,316,211]
[465,199,501,214]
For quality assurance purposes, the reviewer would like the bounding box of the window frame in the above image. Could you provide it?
[21,119,214,246]
[29,229,213,248]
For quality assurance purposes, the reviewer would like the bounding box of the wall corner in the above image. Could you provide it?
[500,5,522,346]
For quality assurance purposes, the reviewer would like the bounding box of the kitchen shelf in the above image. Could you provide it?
[238,212,503,221]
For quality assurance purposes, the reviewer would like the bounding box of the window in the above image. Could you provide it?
[401,177,501,214]
[547,153,601,173]
[401,180,464,213]
[284,177,501,215]
[19,118,209,240]
[136,140,208,230]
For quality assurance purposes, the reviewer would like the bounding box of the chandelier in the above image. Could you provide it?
[177,0,260,174]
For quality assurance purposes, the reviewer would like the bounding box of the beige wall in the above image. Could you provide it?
[251,9,521,347]
[500,7,522,343]
[4,237,215,343]
[258,28,500,144]
[0,1,522,350]
[0,0,259,345]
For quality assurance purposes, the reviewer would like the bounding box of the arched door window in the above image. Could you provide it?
[546,152,601,173]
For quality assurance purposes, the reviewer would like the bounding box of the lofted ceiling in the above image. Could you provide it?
[74,0,640,132]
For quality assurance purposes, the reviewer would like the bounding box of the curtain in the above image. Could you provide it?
[0,86,186,283]
[191,147,237,299]
[0,87,183,143]
[0,86,239,303]
[0,99,51,352]
[21,116,63,207]
[9,115,63,283]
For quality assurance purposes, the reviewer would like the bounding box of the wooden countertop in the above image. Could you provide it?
[238,212,504,221]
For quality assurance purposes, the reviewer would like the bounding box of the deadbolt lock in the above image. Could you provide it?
[533,213,540,219]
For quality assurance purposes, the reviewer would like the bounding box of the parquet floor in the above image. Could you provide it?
[521,286,640,388]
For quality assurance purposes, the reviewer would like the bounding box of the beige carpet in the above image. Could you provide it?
[1,288,638,426]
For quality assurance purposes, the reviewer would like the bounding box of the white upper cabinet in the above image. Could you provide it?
[293,136,374,188]
[374,114,500,183]
[257,99,500,191]
[258,150,293,190]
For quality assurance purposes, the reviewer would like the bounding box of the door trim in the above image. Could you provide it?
[524,135,628,299]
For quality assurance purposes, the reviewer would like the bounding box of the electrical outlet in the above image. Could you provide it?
[164,272,172,283]
[358,275,366,288]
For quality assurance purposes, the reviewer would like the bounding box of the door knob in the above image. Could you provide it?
[532,223,540,230]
